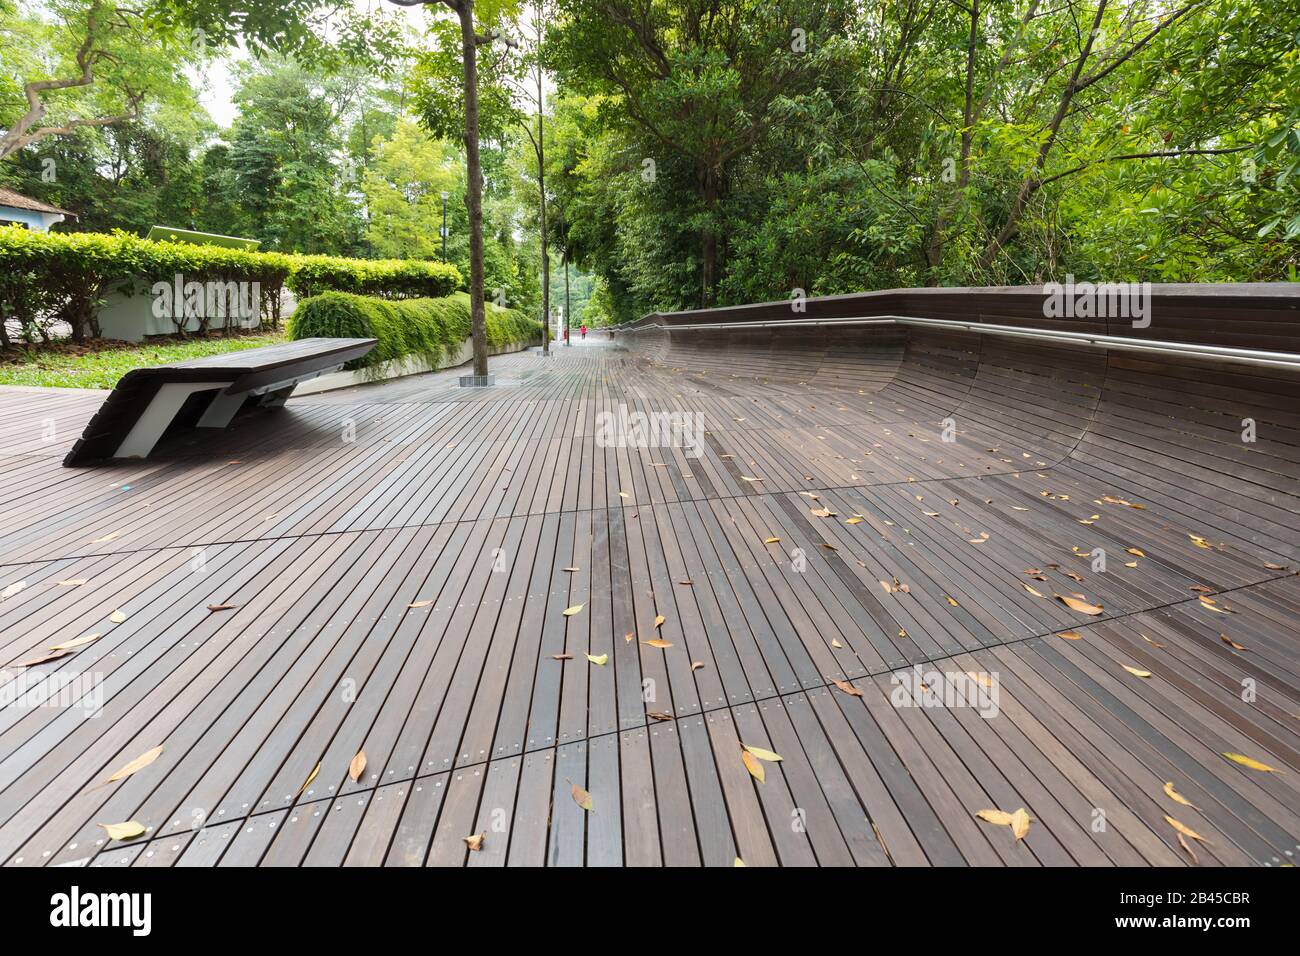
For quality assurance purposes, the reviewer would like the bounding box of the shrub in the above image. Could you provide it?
[289,291,542,371]
[0,225,462,346]
[286,256,460,300]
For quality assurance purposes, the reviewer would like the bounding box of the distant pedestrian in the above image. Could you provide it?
[580,324,588,339]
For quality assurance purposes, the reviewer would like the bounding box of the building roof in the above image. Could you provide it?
[0,187,76,218]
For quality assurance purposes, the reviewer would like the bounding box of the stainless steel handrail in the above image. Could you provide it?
[615,314,1300,371]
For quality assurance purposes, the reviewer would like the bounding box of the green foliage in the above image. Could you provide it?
[548,0,1300,322]
[285,255,460,299]
[360,119,459,260]
[288,290,541,369]
[0,225,461,345]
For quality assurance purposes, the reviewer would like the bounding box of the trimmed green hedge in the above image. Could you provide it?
[288,291,542,371]
[0,226,461,346]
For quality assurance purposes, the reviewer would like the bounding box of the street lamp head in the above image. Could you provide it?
[440,191,449,201]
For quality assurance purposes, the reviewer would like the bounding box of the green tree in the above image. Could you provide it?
[361,118,460,259]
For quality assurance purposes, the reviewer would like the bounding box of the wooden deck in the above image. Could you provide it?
[1,329,1297,867]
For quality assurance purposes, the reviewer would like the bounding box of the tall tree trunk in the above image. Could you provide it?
[537,32,549,353]
[700,166,719,307]
[458,0,489,377]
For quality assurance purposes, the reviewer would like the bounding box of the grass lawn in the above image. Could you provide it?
[0,333,287,389]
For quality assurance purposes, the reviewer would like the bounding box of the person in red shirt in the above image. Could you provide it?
[580,324,587,339]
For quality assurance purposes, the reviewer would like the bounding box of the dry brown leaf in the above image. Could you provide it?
[207,603,237,612]
[1126,547,1146,557]
[975,809,1014,826]
[647,711,674,722]
[690,661,705,671]
[464,832,485,851]
[109,610,127,624]
[570,781,594,811]
[831,678,863,697]
[1177,832,1199,864]
[654,614,666,627]
[643,638,672,649]
[624,632,634,643]
[408,599,433,609]
[563,604,585,617]
[946,596,959,607]
[831,638,843,648]
[741,750,766,783]
[763,536,781,544]
[562,566,580,572]
[105,746,164,784]
[1122,665,1153,679]
[13,648,71,668]
[743,745,783,763]
[552,653,573,660]
[1055,594,1104,615]
[1219,634,1247,651]
[348,750,367,783]
[1021,583,1044,598]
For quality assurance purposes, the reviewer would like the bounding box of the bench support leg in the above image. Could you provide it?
[113,382,228,459]
[196,389,248,428]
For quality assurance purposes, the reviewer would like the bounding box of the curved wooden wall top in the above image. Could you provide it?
[614,284,1300,559]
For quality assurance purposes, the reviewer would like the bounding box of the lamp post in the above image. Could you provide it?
[440,191,449,262]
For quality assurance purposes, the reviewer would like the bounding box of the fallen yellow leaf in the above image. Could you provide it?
[741,750,766,783]
[1223,752,1281,773]
[98,821,146,842]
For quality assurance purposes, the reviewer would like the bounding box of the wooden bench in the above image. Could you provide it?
[62,337,376,466]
